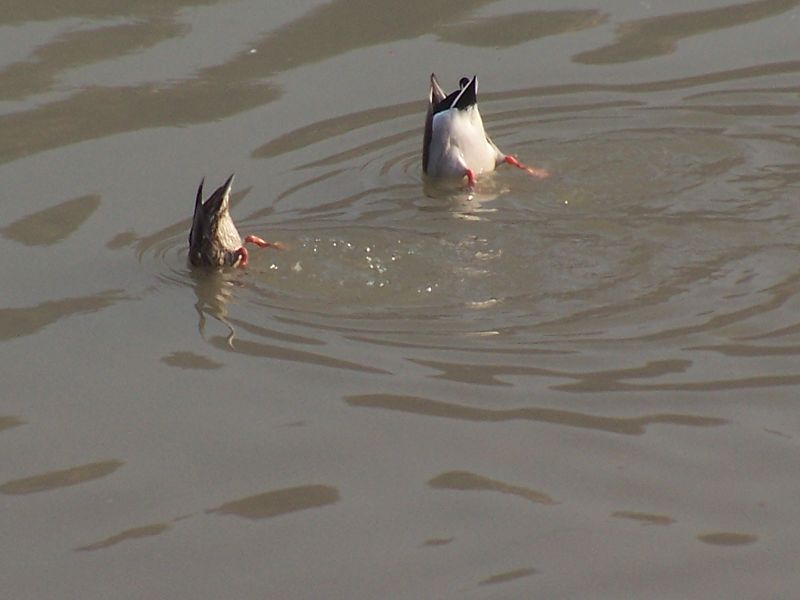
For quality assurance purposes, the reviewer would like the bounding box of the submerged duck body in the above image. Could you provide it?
[189,174,280,268]
[422,74,548,187]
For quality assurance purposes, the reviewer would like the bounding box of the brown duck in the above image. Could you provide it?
[188,174,282,268]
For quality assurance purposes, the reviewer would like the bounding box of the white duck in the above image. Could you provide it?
[423,74,549,188]
[189,174,282,268]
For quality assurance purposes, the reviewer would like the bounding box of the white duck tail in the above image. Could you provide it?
[422,74,549,186]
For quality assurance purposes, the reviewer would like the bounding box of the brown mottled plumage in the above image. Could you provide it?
[189,174,282,268]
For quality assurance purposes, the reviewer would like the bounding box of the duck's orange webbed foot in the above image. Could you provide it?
[504,155,549,179]
[244,234,286,250]
[465,167,477,191]
[234,246,249,268]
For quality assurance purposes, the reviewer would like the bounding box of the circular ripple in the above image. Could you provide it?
[137,86,799,348]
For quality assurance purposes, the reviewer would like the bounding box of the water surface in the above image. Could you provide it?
[2,1,800,598]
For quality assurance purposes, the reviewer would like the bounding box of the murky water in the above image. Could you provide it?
[2,1,800,598]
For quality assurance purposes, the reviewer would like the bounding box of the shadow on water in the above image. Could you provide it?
[75,523,172,552]
[2,0,798,596]
[10,0,793,165]
[696,532,759,546]
[0,80,279,165]
[611,511,675,526]
[1,0,223,25]
[574,0,800,64]
[208,484,340,519]
[1,195,100,246]
[0,291,126,341]
[0,0,511,165]
[428,470,558,505]
[478,568,538,587]
[160,350,224,370]
[0,460,124,495]
[0,21,185,101]
[345,394,726,435]
[408,357,694,388]
[75,483,340,551]
[0,416,25,433]
[436,9,605,48]
[207,334,390,374]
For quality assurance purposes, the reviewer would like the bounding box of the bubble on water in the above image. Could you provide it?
[470,298,499,309]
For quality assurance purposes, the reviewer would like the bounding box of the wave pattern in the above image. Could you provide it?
[135,68,800,391]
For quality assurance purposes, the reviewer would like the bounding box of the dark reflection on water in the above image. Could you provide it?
[605,373,800,393]
[422,537,454,547]
[696,532,758,546]
[437,9,605,48]
[691,343,800,357]
[0,291,125,341]
[255,62,800,165]
[13,0,759,165]
[209,484,340,520]
[1,0,798,596]
[227,317,325,346]
[1,0,547,164]
[504,60,800,97]
[0,460,124,495]
[106,231,138,250]
[160,350,224,370]
[2,0,222,25]
[413,353,800,392]
[190,268,239,344]
[76,485,339,551]
[683,104,800,117]
[264,69,797,184]
[208,335,390,374]
[346,394,726,435]
[1,0,796,171]
[188,268,324,349]
[254,103,418,160]
[428,471,557,505]
[0,22,184,101]
[478,568,537,586]
[1,195,100,246]
[76,523,171,552]
[214,0,499,81]
[574,0,800,64]
[0,416,24,433]
[411,357,693,389]
[345,334,573,356]
[611,511,675,526]
[0,80,279,165]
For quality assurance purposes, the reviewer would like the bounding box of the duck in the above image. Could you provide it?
[188,174,282,268]
[422,73,549,188]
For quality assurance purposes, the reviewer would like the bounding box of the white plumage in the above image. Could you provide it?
[422,74,548,187]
